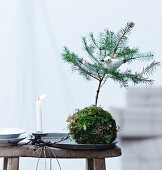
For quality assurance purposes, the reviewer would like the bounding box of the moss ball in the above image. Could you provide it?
[67,105,118,144]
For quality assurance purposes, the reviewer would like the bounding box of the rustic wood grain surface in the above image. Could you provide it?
[0,145,121,158]
[0,145,121,170]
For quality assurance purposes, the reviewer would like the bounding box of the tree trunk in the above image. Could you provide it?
[95,80,102,106]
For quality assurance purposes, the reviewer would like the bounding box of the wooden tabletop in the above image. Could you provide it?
[0,145,121,170]
[0,145,121,158]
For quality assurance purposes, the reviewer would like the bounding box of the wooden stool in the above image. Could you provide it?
[0,145,121,170]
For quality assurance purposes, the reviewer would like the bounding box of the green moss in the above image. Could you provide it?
[67,105,118,144]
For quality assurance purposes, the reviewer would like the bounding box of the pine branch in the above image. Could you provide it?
[104,69,154,87]
[109,31,113,51]
[82,37,101,64]
[99,30,116,57]
[122,70,153,85]
[82,37,107,72]
[89,33,104,57]
[141,61,161,76]
[79,59,102,80]
[134,52,154,61]
[109,69,129,87]
[117,47,139,58]
[99,32,107,56]
[89,33,100,49]
[62,47,99,80]
[117,50,155,65]
[112,22,135,56]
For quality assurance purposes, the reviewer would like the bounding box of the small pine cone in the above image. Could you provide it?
[127,22,135,28]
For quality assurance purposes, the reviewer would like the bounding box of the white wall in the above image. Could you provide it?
[0,0,161,169]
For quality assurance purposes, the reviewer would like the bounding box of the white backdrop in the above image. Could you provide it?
[0,0,162,169]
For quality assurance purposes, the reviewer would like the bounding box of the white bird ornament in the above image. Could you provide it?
[101,56,130,70]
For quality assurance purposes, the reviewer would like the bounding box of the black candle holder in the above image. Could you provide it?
[31,132,48,145]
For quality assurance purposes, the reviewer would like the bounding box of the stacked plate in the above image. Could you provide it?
[0,128,26,146]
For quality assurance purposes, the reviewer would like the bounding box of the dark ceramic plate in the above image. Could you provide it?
[42,133,118,150]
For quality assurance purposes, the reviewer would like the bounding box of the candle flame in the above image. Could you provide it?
[37,94,47,101]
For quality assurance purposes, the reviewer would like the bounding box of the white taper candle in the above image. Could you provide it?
[36,94,47,133]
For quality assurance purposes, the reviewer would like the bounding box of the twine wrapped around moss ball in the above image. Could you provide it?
[67,105,118,144]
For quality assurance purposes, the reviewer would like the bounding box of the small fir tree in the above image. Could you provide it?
[62,22,160,106]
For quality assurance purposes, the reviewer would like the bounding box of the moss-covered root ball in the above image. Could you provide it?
[67,105,118,144]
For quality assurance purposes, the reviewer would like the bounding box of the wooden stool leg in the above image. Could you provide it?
[6,158,19,170]
[3,158,8,170]
[94,158,106,170]
[86,159,94,170]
